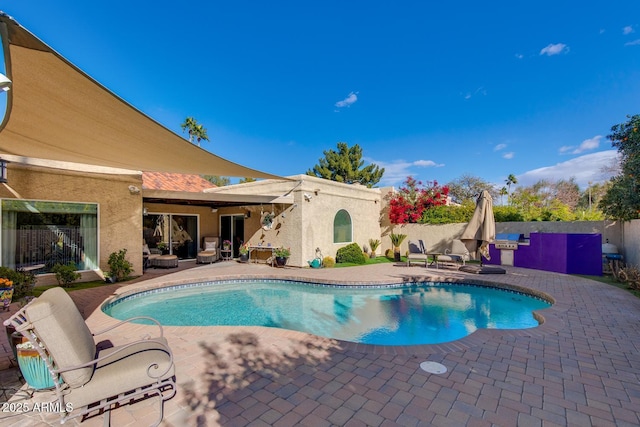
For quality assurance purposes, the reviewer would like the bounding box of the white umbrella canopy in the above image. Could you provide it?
[460,190,495,262]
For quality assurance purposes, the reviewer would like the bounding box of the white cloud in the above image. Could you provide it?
[517,150,619,188]
[334,91,358,109]
[494,143,507,151]
[503,152,514,159]
[558,135,602,155]
[558,145,573,154]
[413,160,441,167]
[625,39,640,46]
[463,87,486,100]
[515,53,524,59]
[623,25,634,35]
[540,43,568,56]
[370,158,444,186]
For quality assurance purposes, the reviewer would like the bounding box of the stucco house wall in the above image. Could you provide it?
[215,175,382,267]
[0,163,143,284]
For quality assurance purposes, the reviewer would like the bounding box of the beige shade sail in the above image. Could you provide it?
[460,190,495,261]
[0,13,282,179]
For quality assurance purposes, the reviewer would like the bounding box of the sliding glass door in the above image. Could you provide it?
[143,213,198,259]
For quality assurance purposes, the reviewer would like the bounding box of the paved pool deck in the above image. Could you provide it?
[1,261,639,426]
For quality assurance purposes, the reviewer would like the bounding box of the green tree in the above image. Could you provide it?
[239,177,257,184]
[181,117,210,147]
[307,142,384,188]
[445,174,498,204]
[499,187,508,206]
[599,114,640,220]
[505,174,518,205]
[204,175,231,186]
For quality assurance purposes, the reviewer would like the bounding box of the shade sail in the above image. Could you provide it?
[0,13,282,179]
[460,190,495,261]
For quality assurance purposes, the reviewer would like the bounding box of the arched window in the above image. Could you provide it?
[333,209,352,243]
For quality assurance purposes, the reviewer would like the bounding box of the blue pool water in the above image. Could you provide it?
[103,280,551,346]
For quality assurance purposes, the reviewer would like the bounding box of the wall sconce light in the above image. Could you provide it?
[0,73,11,92]
[128,185,141,195]
[0,158,8,183]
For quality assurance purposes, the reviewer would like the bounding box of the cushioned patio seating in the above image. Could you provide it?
[197,236,219,263]
[3,287,176,426]
[437,239,470,268]
[406,240,428,267]
[152,254,179,268]
[143,243,162,269]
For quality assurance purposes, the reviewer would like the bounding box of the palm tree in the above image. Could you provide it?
[499,186,508,205]
[180,117,210,147]
[505,174,518,205]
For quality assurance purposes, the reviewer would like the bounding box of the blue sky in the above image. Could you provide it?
[2,2,639,190]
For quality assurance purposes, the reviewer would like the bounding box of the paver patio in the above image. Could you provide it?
[1,261,639,426]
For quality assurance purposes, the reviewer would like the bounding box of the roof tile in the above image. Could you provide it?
[142,172,216,192]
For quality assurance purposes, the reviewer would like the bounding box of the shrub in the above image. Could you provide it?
[421,204,474,224]
[493,206,525,222]
[385,248,394,259]
[108,249,134,281]
[51,262,81,287]
[389,233,407,249]
[0,267,36,300]
[368,239,381,257]
[363,252,370,261]
[323,256,336,268]
[336,243,366,264]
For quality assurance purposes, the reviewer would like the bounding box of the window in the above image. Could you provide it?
[1,200,98,272]
[333,209,352,243]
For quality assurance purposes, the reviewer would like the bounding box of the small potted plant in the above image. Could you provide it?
[239,242,250,263]
[223,240,231,250]
[0,277,14,311]
[273,247,290,267]
[156,241,168,254]
[369,238,381,258]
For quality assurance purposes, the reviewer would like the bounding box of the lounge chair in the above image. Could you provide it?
[406,240,428,266]
[437,239,470,268]
[3,287,176,426]
[197,236,219,263]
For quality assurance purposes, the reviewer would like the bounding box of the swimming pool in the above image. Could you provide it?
[103,279,551,346]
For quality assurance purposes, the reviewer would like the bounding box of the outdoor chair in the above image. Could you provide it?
[406,240,428,267]
[3,287,176,426]
[143,242,161,269]
[197,236,219,263]
[437,239,470,269]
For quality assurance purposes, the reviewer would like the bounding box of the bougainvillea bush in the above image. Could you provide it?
[388,176,450,224]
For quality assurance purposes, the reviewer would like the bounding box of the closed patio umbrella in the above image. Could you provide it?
[459,191,505,274]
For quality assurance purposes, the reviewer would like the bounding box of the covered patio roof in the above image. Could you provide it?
[143,189,293,209]
[0,12,282,179]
